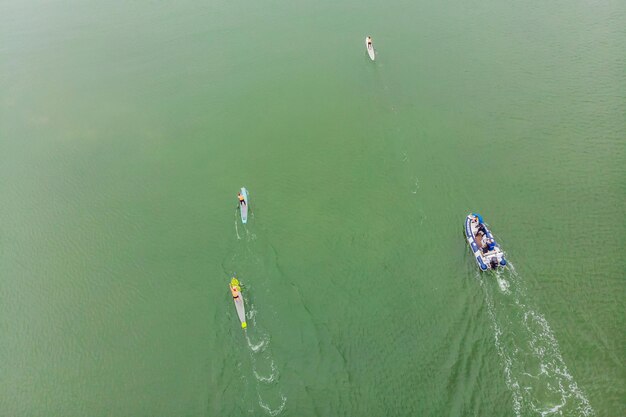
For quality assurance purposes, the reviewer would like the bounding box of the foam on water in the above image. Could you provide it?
[246,331,269,353]
[496,272,510,294]
[235,307,287,415]
[239,295,286,414]
[253,359,278,383]
[258,392,287,416]
[478,264,594,416]
[247,324,287,415]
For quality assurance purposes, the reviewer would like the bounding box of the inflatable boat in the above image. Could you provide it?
[464,213,507,271]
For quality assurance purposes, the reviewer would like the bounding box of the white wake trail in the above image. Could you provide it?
[479,264,594,416]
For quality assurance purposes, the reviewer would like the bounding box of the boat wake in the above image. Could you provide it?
[496,274,510,294]
[479,265,594,416]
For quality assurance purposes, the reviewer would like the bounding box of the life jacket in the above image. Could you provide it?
[238,194,245,202]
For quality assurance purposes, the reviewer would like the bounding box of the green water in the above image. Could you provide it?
[1,0,624,416]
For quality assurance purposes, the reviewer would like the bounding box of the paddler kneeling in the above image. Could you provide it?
[366,36,373,48]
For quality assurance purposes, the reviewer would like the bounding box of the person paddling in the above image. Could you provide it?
[366,36,373,48]
[230,283,240,299]
[237,192,246,206]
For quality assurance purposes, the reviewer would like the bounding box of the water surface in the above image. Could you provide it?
[1,0,624,415]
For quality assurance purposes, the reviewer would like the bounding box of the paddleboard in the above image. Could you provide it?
[230,277,247,329]
[239,187,248,224]
[365,37,375,61]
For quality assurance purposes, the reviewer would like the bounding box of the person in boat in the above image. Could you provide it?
[237,192,246,206]
[230,284,240,300]
[480,236,488,252]
[471,213,484,225]
[476,222,487,236]
[482,237,496,253]
[366,36,373,48]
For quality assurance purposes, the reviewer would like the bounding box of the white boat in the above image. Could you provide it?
[464,213,507,271]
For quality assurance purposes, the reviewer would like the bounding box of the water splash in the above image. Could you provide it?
[478,265,595,416]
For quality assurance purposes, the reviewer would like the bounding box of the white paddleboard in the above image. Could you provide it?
[234,296,246,328]
[365,37,375,61]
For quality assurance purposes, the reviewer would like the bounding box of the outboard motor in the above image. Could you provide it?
[490,257,499,270]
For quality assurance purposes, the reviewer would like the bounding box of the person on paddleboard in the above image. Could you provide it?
[230,283,240,299]
[366,36,373,48]
[237,192,246,206]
